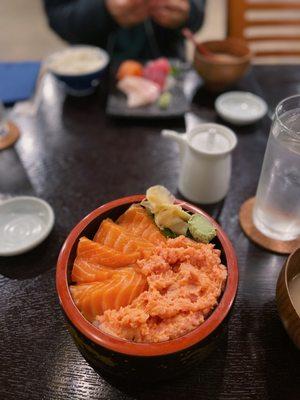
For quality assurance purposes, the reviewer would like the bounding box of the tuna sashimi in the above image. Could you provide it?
[94,218,154,258]
[117,205,166,245]
[117,76,160,108]
[70,269,147,321]
[142,58,171,90]
[152,58,171,74]
[76,237,139,268]
[142,68,166,90]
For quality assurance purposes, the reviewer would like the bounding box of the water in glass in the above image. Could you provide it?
[253,100,300,241]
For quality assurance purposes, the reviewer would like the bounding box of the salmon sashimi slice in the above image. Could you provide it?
[76,237,139,268]
[94,219,154,258]
[70,269,147,322]
[71,256,138,283]
[117,204,166,245]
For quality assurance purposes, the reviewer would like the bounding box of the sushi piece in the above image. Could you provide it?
[94,218,154,258]
[75,237,139,268]
[116,60,143,80]
[117,204,166,245]
[117,76,160,108]
[70,268,147,321]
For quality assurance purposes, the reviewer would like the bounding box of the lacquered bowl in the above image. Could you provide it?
[56,195,238,381]
[276,247,300,349]
[193,38,251,91]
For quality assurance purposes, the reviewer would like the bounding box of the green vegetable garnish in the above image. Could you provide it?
[158,92,172,110]
[170,65,181,78]
[188,214,216,243]
[142,186,217,243]
[162,228,178,239]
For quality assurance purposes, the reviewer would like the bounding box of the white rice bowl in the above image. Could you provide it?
[47,45,109,76]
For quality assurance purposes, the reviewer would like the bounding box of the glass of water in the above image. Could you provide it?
[253,95,300,241]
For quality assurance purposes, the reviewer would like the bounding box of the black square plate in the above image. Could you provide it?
[106,76,190,119]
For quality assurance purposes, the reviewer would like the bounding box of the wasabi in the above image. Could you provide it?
[158,92,172,109]
[188,214,216,243]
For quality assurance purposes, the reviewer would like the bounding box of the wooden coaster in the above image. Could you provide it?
[239,197,300,255]
[0,121,20,150]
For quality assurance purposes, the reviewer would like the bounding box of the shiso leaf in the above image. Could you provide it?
[162,228,178,239]
[188,214,216,243]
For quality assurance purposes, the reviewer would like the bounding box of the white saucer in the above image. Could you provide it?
[0,196,55,256]
[215,91,268,126]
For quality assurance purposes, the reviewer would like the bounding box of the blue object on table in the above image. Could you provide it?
[0,61,41,105]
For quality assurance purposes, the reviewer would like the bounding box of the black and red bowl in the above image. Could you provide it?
[56,195,238,381]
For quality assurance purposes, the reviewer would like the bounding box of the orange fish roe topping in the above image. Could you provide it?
[96,236,227,342]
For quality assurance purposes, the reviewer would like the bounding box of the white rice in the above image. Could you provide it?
[47,46,108,75]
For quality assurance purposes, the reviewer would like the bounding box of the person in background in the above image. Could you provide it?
[43,0,206,60]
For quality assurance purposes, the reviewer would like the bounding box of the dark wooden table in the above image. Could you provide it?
[1,65,300,400]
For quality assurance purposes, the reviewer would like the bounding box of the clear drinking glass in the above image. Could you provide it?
[253,95,300,241]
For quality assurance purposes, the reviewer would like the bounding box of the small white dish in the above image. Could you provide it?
[0,196,54,256]
[215,91,268,125]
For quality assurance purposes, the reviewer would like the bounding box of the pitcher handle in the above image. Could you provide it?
[161,130,187,161]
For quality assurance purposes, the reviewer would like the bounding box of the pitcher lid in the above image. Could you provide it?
[187,123,237,157]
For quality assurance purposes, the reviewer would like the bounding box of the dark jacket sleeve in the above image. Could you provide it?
[187,0,206,32]
[43,0,117,47]
[151,0,205,59]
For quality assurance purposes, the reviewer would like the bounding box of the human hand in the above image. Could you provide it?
[149,0,190,29]
[106,0,149,27]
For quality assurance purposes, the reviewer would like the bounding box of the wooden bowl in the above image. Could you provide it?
[276,247,300,349]
[193,38,252,91]
[56,195,238,381]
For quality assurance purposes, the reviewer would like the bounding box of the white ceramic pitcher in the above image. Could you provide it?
[162,123,237,204]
